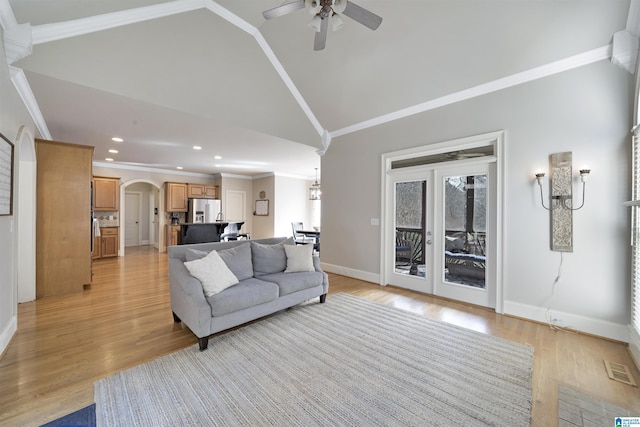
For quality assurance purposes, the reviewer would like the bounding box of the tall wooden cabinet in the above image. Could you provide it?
[36,139,93,297]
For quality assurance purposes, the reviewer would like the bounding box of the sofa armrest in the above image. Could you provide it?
[313,256,330,294]
[168,257,212,338]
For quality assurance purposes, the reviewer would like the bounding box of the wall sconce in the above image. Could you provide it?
[535,169,590,211]
[534,151,590,252]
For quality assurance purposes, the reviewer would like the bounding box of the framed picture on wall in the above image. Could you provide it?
[254,199,269,216]
[0,132,14,216]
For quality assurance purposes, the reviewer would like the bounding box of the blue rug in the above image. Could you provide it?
[40,404,96,427]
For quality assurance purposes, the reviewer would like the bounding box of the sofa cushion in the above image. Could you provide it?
[184,250,239,297]
[251,241,287,276]
[284,244,315,273]
[206,278,279,317]
[259,271,324,296]
[185,248,208,262]
[186,244,254,281]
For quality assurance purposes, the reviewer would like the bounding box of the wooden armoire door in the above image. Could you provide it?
[36,139,93,297]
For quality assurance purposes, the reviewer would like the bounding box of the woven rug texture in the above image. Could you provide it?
[95,293,533,426]
[558,385,632,426]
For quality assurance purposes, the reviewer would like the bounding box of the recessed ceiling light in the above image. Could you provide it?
[108,149,119,154]
[176,166,183,170]
[105,158,114,162]
[112,137,123,142]
[214,155,222,160]
[193,146,202,150]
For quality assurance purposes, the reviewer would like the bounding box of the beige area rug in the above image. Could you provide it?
[95,293,534,426]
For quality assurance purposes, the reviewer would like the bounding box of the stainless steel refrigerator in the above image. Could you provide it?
[187,199,222,223]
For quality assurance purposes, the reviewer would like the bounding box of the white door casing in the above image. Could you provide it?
[381,131,505,312]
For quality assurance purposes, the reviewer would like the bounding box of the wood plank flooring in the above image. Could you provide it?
[1,246,639,426]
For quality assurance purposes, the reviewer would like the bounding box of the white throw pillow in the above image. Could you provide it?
[184,250,239,296]
[284,244,315,273]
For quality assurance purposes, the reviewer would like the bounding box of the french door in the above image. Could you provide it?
[385,161,496,308]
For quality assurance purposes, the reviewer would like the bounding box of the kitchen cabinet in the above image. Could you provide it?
[100,227,119,258]
[93,176,120,211]
[187,183,219,199]
[36,139,93,297]
[93,234,101,259]
[166,224,180,248]
[165,182,188,212]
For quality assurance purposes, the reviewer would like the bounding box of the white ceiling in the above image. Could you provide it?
[5,0,631,178]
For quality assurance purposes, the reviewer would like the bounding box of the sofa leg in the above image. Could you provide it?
[172,312,181,323]
[198,336,209,351]
[319,294,327,304]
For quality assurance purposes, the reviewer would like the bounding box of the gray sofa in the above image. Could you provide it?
[168,237,328,350]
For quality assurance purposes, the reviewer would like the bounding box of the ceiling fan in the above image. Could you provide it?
[263,0,382,51]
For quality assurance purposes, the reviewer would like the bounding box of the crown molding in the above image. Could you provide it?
[93,161,217,178]
[32,0,205,44]
[8,66,51,139]
[331,45,612,139]
[4,22,31,64]
[0,0,17,30]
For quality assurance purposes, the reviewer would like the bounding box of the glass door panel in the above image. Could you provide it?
[395,180,426,277]
[443,174,487,289]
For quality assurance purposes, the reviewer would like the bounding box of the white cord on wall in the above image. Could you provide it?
[544,252,573,332]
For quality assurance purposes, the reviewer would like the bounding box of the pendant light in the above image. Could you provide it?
[309,168,321,200]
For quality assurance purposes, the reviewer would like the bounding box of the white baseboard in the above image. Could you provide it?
[504,300,630,342]
[319,263,629,342]
[629,326,640,368]
[320,262,380,284]
[142,240,150,245]
[0,315,17,357]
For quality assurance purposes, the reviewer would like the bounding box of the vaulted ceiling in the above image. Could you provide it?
[4,0,632,177]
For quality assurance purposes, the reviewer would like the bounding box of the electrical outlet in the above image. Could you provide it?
[550,316,566,327]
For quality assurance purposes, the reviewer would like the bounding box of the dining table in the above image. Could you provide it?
[299,229,320,252]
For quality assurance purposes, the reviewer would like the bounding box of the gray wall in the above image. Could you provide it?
[321,59,633,340]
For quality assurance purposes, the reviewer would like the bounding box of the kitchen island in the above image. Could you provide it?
[179,221,245,244]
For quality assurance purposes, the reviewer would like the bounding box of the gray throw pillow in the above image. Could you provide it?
[217,243,253,281]
[251,241,287,275]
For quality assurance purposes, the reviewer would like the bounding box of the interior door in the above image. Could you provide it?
[225,190,246,222]
[125,192,141,247]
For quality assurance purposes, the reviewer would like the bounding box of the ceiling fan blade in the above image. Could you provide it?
[342,1,382,30]
[263,0,305,20]
[314,17,329,51]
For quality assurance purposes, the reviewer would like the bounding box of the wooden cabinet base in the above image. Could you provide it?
[94,227,119,259]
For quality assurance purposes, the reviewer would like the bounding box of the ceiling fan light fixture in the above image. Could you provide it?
[333,0,347,14]
[305,0,321,15]
[309,14,323,32]
[332,13,344,31]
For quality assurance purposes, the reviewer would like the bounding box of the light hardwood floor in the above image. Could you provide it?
[1,246,638,426]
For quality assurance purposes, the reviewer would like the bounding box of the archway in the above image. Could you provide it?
[15,125,36,303]
[119,179,164,255]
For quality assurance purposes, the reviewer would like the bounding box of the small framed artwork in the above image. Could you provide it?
[254,199,269,216]
[0,132,14,216]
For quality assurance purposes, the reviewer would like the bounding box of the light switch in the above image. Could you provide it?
[370,218,380,226]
